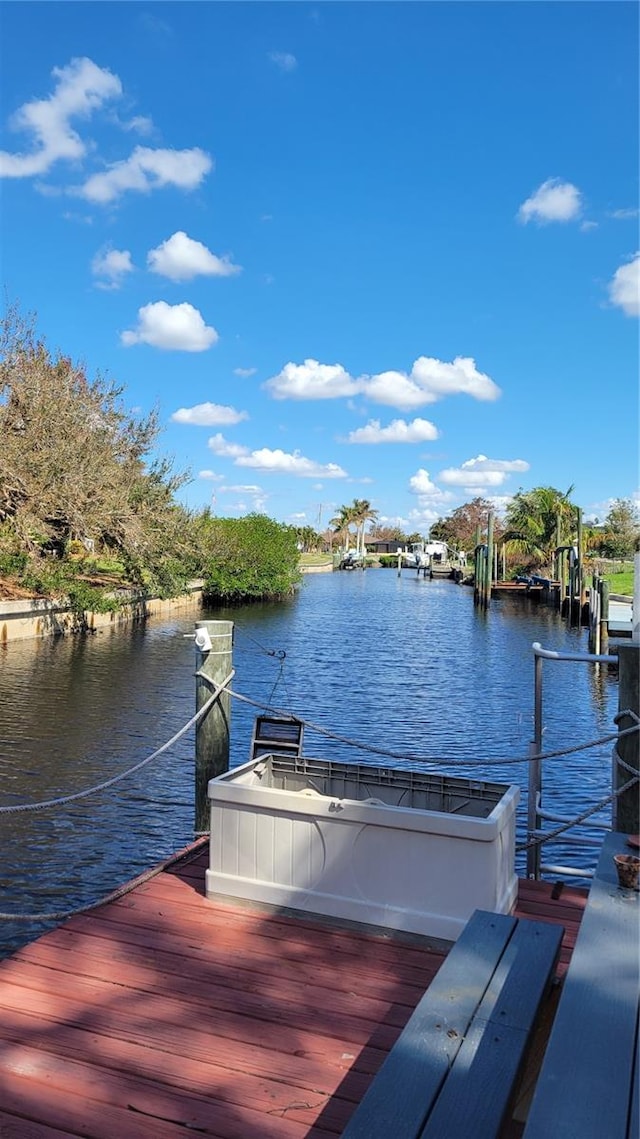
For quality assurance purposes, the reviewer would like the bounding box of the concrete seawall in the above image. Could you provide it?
[299,562,334,574]
[0,584,204,645]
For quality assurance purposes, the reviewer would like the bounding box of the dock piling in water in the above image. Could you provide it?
[195,619,234,834]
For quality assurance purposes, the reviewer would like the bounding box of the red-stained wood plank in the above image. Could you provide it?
[17,934,421,1030]
[0,956,405,1055]
[0,1116,76,1139]
[84,879,444,973]
[49,907,438,1000]
[0,849,588,1139]
[0,1003,369,1126]
[0,1045,338,1139]
[0,975,390,1080]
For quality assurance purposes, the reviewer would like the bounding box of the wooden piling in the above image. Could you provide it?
[589,574,599,654]
[614,643,639,834]
[577,508,586,607]
[473,527,481,606]
[195,619,234,834]
[599,580,609,655]
[486,512,494,609]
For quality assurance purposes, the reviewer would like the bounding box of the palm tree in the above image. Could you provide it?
[503,486,576,566]
[329,504,358,552]
[351,498,379,555]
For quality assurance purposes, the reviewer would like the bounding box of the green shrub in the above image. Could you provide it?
[203,514,301,602]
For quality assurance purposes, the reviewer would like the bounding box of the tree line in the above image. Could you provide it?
[0,306,300,611]
[429,491,639,566]
[302,490,638,572]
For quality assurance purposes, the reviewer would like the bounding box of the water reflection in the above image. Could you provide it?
[0,572,619,956]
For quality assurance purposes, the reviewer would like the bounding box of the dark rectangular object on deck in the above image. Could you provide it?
[342,909,563,1139]
[523,831,640,1139]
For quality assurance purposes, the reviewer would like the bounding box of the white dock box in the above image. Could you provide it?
[206,756,519,942]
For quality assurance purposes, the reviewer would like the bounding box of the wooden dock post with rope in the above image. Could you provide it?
[195,619,234,834]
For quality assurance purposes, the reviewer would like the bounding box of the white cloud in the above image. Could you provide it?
[147,231,241,281]
[207,434,347,477]
[236,448,347,478]
[608,252,639,317]
[75,145,212,203]
[208,434,250,458]
[265,359,360,400]
[0,57,211,209]
[608,208,640,220]
[409,469,442,497]
[485,495,513,516]
[407,506,449,528]
[345,417,439,444]
[119,114,154,136]
[121,301,218,351]
[269,52,298,72]
[439,454,529,488]
[0,57,121,178]
[518,178,582,224]
[461,455,529,473]
[91,245,133,289]
[265,355,500,409]
[171,402,248,426]
[234,366,257,378]
[198,470,224,481]
[218,484,264,495]
[580,220,598,233]
[368,357,500,408]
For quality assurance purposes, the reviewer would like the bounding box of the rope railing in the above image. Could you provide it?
[0,670,234,816]
[2,681,637,816]
[516,773,638,854]
[1,665,637,920]
[228,687,640,769]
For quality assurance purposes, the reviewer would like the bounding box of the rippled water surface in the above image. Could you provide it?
[0,571,619,956]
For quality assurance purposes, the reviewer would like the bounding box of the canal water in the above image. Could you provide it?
[0,570,619,957]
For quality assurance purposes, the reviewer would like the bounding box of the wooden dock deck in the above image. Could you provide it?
[0,846,587,1138]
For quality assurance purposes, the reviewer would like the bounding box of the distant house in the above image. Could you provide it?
[366,539,406,555]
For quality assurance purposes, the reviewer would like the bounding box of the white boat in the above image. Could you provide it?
[402,540,458,570]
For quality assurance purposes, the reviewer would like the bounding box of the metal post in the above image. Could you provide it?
[195,619,234,834]
[527,649,544,879]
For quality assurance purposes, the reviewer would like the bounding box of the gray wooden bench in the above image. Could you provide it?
[342,908,563,1139]
[523,831,639,1139]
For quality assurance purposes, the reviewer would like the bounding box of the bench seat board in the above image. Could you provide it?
[420,918,563,1139]
[342,911,562,1139]
[628,1011,637,1139]
[524,832,640,1139]
[341,911,517,1139]
[630,1008,639,1139]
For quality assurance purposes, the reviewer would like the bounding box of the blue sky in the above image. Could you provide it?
[1,2,638,533]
